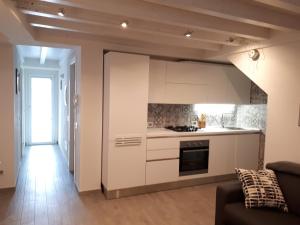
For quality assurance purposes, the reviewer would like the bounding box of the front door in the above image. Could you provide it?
[26,75,58,145]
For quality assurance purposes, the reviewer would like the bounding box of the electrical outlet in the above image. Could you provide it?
[147,122,154,128]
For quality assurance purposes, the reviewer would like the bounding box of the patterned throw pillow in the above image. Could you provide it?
[236,168,288,212]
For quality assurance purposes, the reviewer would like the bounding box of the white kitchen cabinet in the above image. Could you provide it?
[146,159,179,185]
[145,132,260,185]
[209,135,236,176]
[146,137,180,183]
[147,149,179,161]
[166,61,211,84]
[222,66,252,104]
[148,60,166,103]
[164,83,209,104]
[235,134,260,170]
[102,52,149,190]
[147,137,179,150]
[146,137,180,161]
[148,59,251,104]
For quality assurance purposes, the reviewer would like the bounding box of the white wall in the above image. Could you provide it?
[0,43,19,188]
[14,46,22,182]
[76,44,103,191]
[57,49,78,172]
[58,52,71,162]
[229,40,300,164]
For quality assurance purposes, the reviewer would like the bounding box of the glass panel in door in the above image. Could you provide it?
[30,77,53,144]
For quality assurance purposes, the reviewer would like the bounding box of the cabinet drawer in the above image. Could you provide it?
[147,138,179,150]
[147,149,179,161]
[146,159,179,185]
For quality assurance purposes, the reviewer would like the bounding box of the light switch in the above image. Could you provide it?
[0,161,3,175]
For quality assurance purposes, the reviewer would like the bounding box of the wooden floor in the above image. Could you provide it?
[0,145,220,225]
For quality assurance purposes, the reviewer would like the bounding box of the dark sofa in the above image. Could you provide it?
[215,161,300,225]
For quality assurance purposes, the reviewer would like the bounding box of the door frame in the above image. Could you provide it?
[68,58,76,172]
[25,72,58,145]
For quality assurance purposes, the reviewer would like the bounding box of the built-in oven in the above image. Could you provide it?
[179,140,209,176]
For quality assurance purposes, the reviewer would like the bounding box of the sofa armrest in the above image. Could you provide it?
[215,181,244,225]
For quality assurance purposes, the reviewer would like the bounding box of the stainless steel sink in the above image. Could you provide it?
[224,127,245,130]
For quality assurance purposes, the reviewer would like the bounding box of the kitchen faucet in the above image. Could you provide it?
[221,114,225,128]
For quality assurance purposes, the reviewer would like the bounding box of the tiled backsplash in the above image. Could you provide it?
[236,104,267,132]
[148,103,267,132]
[147,104,195,128]
[250,82,268,104]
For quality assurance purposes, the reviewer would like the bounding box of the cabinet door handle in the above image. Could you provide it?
[182,149,208,153]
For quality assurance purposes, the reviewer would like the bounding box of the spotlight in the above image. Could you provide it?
[57,8,65,17]
[121,21,128,29]
[184,32,192,38]
[248,49,260,61]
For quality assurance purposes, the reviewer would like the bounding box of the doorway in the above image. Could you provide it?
[25,74,58,145]
[18,44,78,187]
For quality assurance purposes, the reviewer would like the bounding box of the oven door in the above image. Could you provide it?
[179,148,209,176]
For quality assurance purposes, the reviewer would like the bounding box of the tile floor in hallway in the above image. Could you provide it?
[0,145,221,225]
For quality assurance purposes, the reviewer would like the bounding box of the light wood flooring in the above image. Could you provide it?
[0,145,220,225]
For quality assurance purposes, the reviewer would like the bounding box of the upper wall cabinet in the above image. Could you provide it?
[148,60,251,104]
[148,60,166,103]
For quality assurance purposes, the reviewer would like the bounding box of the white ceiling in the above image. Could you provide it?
[1,0,298,62]
[17,45,70,61]
[14,0,300,54]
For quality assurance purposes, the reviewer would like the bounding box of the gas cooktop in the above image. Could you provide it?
[165,126,199,132]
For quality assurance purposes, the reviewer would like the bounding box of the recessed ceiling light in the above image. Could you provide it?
[121,21,128,29]
[227,37,235,43]
[57,8,65,17]
[184,32,192,38]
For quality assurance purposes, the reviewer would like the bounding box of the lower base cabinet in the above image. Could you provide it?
[144,133,260,186]
[236,134,260,170]
[146,159,179,185]
[209,135,236,176]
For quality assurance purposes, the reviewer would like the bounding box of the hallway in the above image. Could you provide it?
[0,145,219,225]
[0,145,79,225]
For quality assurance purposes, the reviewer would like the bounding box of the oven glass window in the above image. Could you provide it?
[179,140,209,176]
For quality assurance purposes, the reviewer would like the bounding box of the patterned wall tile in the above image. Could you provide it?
[148,104,238,128]
[148,103,267,133]
[236,104,267,133]
[250,82,268,104]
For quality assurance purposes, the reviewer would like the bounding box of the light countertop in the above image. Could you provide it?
[147,127,261,138]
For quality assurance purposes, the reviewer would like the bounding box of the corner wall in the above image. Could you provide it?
[76,44,103,191]
[229,40,300,164]
[0,43,18,188]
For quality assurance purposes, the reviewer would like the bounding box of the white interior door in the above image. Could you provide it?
[26,75,58,145]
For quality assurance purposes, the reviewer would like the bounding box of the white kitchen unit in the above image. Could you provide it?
[102,52,149,191]
[148,60,166,103]
[236,134,260,170]
[146,159,179,185]
[209,135,236,176]
[148,60,251,104]
[145,129,260,185]
[146,137,180,185]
